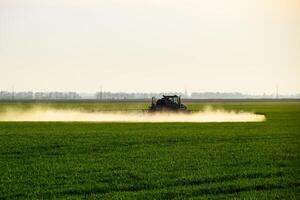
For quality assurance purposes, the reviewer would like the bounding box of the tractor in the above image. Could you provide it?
[149,95,188,112]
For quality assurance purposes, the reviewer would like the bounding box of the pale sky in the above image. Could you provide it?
[0,0,299,94]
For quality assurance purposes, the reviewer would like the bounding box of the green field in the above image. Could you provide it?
[0,101,299,199]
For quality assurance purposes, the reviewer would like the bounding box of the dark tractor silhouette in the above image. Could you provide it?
[149,95,188,112]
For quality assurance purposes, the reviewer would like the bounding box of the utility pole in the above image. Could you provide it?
[100,85,103,100]
[184,88,188,97]
[276,85,278,99]
[12,86,14,101]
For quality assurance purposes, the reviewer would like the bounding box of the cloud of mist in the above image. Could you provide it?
[0,107,266,122]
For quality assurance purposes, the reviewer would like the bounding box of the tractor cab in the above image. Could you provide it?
[149,95,187,112]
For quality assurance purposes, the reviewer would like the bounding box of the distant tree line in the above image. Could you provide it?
[0,91,299,100]
[95,92,188,100]
[189,92,300,99]
[0,91,81,100]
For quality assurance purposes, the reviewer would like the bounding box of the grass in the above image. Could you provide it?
[0,101,299,199]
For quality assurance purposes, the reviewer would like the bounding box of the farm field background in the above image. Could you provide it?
[0,101,299,199]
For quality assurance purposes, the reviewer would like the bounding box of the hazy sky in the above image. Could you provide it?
[1,0,299,94]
